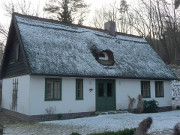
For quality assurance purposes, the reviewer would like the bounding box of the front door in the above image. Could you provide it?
[96,79,116,111]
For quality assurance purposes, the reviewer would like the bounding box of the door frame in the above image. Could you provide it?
[95,79,116,111]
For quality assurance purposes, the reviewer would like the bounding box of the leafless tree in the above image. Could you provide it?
[91,0,135,34]
[0,0,43,65]
[131,0,180,64]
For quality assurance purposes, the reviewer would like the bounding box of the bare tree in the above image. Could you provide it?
[0,0,43,66]
[91,0,135,34]
[2,0,42,16]
[91,7,106,29]
[131,0,180,64]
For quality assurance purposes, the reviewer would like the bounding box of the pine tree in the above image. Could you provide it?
[58,0,72,23]
[44,0,88,24]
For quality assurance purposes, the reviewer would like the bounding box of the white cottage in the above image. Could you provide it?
[0,13,177,121]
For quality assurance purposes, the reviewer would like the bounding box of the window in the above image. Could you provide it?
[98,83,104,97]
[155,81,164,97]
[141,81,150,98]
[99,52,108,60]
[45,78,61,101]
[97,50,114,66]
[107,83,113,97]
[76,79,83,100]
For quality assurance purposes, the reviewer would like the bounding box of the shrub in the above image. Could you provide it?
[57,114,63,119]
[143,100,159,113]
[176,106,180,110]
[45,106,56,114]
[89,128,136,135]
[70,133,81,135]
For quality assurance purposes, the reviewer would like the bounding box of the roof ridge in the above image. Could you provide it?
[12,12,143,39]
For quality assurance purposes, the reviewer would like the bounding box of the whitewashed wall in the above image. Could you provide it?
[116,79,172,110]
[29,76,96,115]
[2,76,172,116]
[2,75,30,115]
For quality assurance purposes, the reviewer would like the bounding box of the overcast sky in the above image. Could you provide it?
[0,0,136,27]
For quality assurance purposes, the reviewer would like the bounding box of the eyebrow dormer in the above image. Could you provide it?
[97,50,114,66]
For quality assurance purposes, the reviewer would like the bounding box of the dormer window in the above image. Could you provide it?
[97,50,114,66]
[99,52,108,60]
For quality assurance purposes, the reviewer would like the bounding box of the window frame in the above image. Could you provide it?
[45,78,62,101]
[155,81,164,98]
[141,81,151,98]
[76,79,83,100]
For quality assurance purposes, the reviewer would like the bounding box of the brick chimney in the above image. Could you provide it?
[104,21,116,36]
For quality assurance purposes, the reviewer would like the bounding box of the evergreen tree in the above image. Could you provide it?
[58,0,72,23]
[44,0,88,24]
[175,0,180,9]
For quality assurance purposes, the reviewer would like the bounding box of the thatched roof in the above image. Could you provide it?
[11,14,177,80]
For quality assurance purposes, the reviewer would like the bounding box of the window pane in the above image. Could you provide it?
[107,83,112,97]
[156,81,164,97]
[77,80,83,99]
[141,81,150,98]
[98,83,104,97]
[47,80,53,99]
[54,81,60,99]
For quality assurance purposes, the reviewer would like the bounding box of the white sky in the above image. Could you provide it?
[0,0,136,27]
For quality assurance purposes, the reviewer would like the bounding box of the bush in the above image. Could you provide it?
[70,133,81,135]
[89,128,136,135]
[57,114,63,119]
[176,106,180,110]
[143,100,159,113]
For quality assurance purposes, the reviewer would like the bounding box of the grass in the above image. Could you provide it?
[70,128,136,135]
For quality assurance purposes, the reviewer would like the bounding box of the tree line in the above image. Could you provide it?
[0,0,180,64]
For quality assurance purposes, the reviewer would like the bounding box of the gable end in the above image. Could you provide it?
[0,17,30,78]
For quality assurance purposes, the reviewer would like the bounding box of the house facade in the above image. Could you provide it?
[0,13,177,120]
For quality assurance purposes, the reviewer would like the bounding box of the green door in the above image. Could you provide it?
[96,79,116,111]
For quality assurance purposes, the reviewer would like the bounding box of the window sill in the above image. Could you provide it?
[45,99,61,101]
[76,98,83,100]
[143,97,151,98]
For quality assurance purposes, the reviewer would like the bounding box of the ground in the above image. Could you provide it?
[1,110,180,135]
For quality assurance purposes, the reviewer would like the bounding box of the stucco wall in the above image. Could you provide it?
[29,76,96,115]
[2,75,30,115]
[2,76,172,116]
[116,79,172,110]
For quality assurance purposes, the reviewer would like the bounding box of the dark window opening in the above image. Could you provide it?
[98,83,104,97]
[155,81,164,97]
[97,50,114,66]
[76,79,83,100]
[99,52,105,57]
[107,83,113,97]
[141,81,150,98]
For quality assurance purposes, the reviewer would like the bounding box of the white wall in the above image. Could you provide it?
[116,79,172,110]
[29,76,96,115]
[2,75,30,115]
[2,76,172,116]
